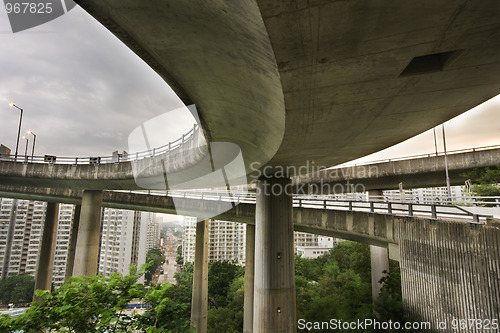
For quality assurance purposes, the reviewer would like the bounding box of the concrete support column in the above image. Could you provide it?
[35,202,59,292]
[254,177,296,333]
[366,189,389,315]
[73,190,103,277]
[243,224,255,333]
[191,219,209,333]
[370,246,389,314]
[65,205,81,280]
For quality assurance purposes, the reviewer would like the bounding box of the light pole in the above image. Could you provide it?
[22,136,29,163]
[433,127,438,156]
[27,130,36,162]
[9,103,23,162]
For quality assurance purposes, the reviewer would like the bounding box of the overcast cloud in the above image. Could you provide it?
[0,5,498,164]
[0,6,187,157]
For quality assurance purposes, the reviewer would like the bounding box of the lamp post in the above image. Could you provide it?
[27,130,36,162]
[433,127,438,156]
[9,103,23,162]
[22,136,29,163]
[442,125,451,200]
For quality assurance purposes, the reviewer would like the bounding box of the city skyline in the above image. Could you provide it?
[0,5,499,165]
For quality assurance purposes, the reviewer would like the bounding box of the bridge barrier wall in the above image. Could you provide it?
[399,218,500,332]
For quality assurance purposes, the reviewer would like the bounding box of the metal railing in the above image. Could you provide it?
[116,189,495,224]
[0,123,199,166]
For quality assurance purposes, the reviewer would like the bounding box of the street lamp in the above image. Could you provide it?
[433,127,438,156]
[27,130,36,162]
[22,136,28,163]
[442,125,451,200]
[9,103,23,162]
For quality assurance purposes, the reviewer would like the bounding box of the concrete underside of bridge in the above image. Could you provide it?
[74,0,500,173]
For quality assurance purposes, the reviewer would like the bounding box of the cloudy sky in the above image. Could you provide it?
[0,5,499,164]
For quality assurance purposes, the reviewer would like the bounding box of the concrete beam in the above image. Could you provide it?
[294,148,500,192]
[0,148,498,193]
[0,184,402,247]
[34,202,59,293]
[72,190,103,277]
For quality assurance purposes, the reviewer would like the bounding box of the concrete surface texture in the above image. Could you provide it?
[76,0,285,176]
[74,0,500,173]
[399,218,500,330]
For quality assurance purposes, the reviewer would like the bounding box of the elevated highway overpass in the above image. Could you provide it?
[4,1,500,331]
[1,183,498,332]
[1,185,495,249]
[0,146,498,191]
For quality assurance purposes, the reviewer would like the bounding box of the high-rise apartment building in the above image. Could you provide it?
[0,198,47,279]
[208,220,246,264]
[182,217,197,264]
[182,218,337,264]
[52,204,75,287]
[182,218,247,265]
[0,199,77,287]
[99,208,135,278]
[145,213,161,252]
[98,209,161,280]
[1,197,162,286]
[384,185,468,203]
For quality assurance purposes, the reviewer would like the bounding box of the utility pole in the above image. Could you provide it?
[442,125,451,200]
[433,128,438,156]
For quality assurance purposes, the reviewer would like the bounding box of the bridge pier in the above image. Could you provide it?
[254,177,296,333]
[72,190,103,277]
[366,189,390,315]
[243,224,255,333]
[191,219,209,333]
[34,202,59,294]
[65,205,81,280]
[370,245,389,315]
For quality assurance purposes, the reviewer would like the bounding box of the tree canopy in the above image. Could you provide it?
[0,241,415,332]
[0,265,194,333]
[463,165,500,197]
[0,274,35,306]
[145,248,165,284]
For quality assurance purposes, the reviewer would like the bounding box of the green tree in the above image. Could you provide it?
[207,261,244,309]
[207,272,244,333]
[137,283,193,333]
[145,248,165,284]
[176,245,184,266]
[295,241,374,333]
[171,262,194,305]
[0,274,35,305]
[463,165,500,198]
[1,266,146,333]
